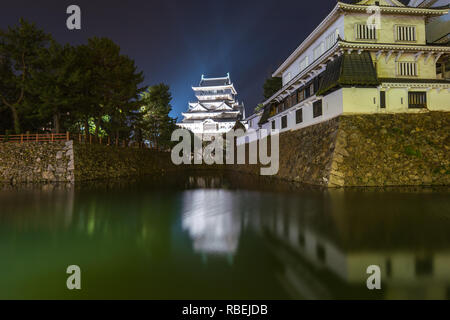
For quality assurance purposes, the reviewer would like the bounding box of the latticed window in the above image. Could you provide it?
[281,115,287,129]
[325,30,338,50]
[355,24,377,40]
[397,62,418,76]
[313,43,325,60]
[396,25,416,42]
[313,100,323,118]
[297,89,305,102]
[408,92,426,108]
[299,56,309,72]
[203,122,217,132]
[291,92,298,106]
[309,83,315,96]
[296,108,303,124]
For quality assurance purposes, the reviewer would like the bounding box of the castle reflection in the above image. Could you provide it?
[181,189,241,256]
[0,175,449,299]
[179,176,450,299]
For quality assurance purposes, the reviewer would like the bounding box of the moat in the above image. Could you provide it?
[0,172,449,299]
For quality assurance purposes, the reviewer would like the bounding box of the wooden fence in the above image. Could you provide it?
[0,132,70,143]
[0,132,147,148]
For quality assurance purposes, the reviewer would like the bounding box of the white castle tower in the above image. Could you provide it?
[177,73,245,135]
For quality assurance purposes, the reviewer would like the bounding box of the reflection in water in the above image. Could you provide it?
[181,189,241,256]
[0,175,449,299]
[0,183,75,230]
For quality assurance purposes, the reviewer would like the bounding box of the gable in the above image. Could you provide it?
[215,102,234,111]
[189,103,208,112]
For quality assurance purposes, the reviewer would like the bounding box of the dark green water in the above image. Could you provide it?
[0,173,449,299]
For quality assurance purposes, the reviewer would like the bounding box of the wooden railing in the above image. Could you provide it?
[0,132,70,143]
[0,132,151,149]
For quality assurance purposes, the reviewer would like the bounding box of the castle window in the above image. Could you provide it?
[313,42,325,60]
[380,91,386,108]
[203,122,218,132]
[291,92,298,106]
[408,91,427,109]
[305,85,310,99]
[309,83,315,96]
[313,100,322,118]
[396,25,416,42]
[298,89,305,102]
[281,115,287,129]
[355,23,377,40]
[283,72,291,84]
[299,56,309,72]
[325,30,338,50]
[397,62,418,77]
[296,108,303,124]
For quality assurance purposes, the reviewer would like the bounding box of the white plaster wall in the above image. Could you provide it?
[247,114,261,130]
[282,15,345,86]
[340,87,450,113]
[428,90,450,111]
[177,121,236,135]
[342,87,380,113]
[344,12,426,45]
[238,86,448,146]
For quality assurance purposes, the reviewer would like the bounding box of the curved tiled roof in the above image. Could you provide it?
[199,76,231,87]
[317,51,379,96]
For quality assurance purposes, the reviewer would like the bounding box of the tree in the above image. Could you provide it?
[81,37,145,140]
[139,84,178,150]
[263,77,282,100]
[1,21,145,139]
[254,103,264,113]
[0,18,51,133]
[26,42,82,133]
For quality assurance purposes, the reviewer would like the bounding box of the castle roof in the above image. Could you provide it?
[317,51,379,96]
[199,73,231,87]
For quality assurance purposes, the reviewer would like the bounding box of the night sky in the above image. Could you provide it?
[1,0,336,120]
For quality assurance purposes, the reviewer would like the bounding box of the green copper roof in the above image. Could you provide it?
[317,51,379,96]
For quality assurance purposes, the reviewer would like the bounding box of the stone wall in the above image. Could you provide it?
[0,141,176,184]
[73,144,176,181]
[329,112,450,187]
[1,112,448,187]
[0,140,74,184]
[230,112,450,187]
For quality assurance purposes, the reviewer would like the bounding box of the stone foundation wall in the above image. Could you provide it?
[0,141,176,184]
[1,112,448,187]
[0,140,74,184]
[230,112,450,187]
[73,144,176,181]
[329,112,450,187]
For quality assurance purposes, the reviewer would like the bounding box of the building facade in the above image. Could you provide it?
[245,0,449,137]
[177,74,245,135]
